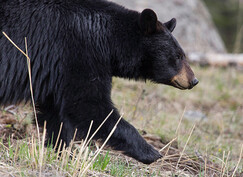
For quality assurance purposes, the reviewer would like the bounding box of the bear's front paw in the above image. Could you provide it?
[137,146,162,164]
[127,143,162,164]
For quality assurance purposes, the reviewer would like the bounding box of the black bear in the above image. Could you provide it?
[0,0,198,164]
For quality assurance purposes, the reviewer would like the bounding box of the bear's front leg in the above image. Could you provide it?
[63,76,161,164]
[73,102,161,164]
[101,109,162,164]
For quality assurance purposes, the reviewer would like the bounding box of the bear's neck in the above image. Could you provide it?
[108,10,145,81]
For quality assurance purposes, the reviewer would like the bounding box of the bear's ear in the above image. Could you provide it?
[164,18,177,32]
[139,9,158,35]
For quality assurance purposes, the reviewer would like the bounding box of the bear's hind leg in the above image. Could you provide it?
[37,100,75,149]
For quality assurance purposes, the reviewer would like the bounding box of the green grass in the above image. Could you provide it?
[92,151,111,171]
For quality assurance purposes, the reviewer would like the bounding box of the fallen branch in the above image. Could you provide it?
[188,53,243,68]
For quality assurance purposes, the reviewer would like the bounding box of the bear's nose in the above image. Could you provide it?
[190,78,199,88]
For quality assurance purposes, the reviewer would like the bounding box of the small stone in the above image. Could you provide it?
[184,110,207,121]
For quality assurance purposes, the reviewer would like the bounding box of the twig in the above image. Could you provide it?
[2,32,41,143]
[3,32,43,176]
[163,108,186,162]
[176,107,186,135]
[2,32,28,58]
[221,151,230,177]
[39,121,47,176]
[231,144,243,177]
[205,146,207,177]
[176,124,195,169]
[159,137,177,152]
[84,110,114,150]
[54,122,63,150]
[80,115,123,176]
[24,37,41,145]
[221,151,226,175]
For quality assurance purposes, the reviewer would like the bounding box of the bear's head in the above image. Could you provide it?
[140,9,198,90]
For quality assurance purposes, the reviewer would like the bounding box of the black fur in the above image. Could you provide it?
[0,0,190,164]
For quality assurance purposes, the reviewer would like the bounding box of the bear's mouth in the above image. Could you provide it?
[171,80,188,90]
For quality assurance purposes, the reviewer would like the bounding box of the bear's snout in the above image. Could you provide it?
[171,60,198,90]
[189,77,199,89]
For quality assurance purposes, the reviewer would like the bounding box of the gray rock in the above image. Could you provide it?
[184,110,207,121]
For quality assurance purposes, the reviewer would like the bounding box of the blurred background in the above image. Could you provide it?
[112,0,243,54]
[204,0,243,53]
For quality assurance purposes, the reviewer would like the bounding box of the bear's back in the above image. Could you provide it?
[0,0,128,105]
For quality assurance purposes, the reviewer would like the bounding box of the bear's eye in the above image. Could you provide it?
[176,54,182,60]
[175,58,180,66]
[175,54,183,66]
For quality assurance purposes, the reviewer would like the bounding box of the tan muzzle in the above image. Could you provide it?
[171,60,199,90]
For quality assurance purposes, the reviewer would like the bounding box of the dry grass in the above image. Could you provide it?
[111,65,243,176]
[0,105,124,177]
[0,66,242,176]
